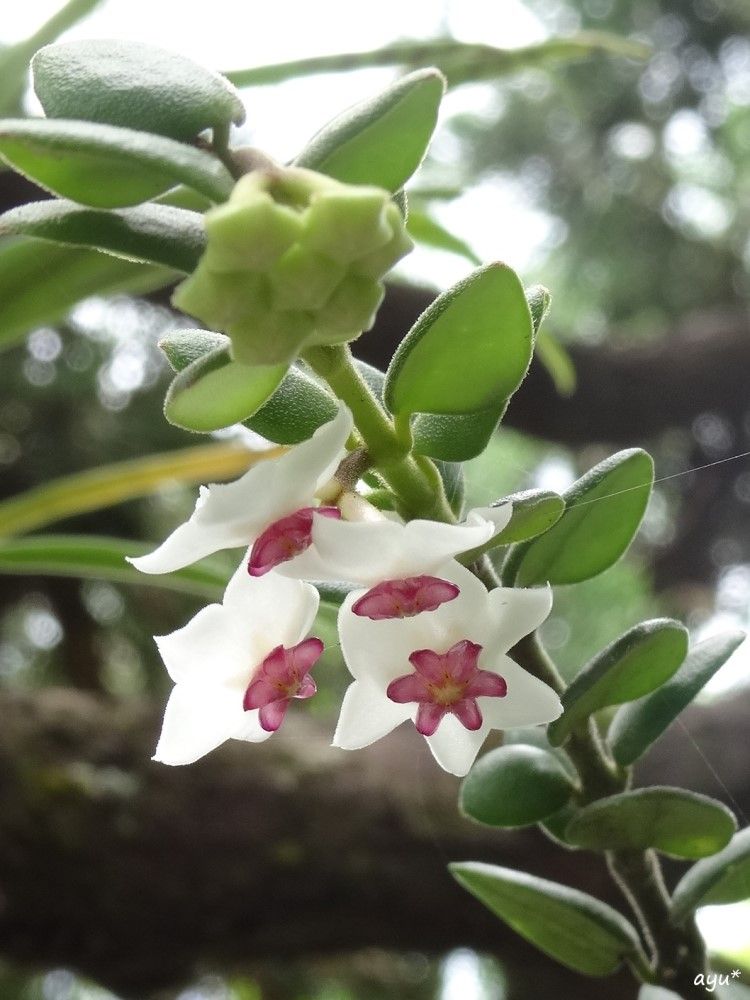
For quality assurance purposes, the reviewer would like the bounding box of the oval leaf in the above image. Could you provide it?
[384,262,533,420]
[450,861,642,976]
[164,345,287,432]
[460,745,576,828]
[504,449,654,586]
[0,118,234,207]
[608,631,746,767]
[547,619,688,747]
[33,39,245,141]
[0,237,172,353]
[0,200,205,273]
[671,828,750,923]
[565,787,736,859]
[294,68,444,191]
[159,330,340,444]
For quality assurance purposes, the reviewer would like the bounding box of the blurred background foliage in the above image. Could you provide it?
[1,0,750,998]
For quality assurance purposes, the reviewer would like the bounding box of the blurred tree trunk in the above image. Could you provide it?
[0,686,747,998]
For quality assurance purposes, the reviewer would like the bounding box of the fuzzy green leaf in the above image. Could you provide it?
[565,787,736,859]
[460,745,576,828]
[450,862,642,976]
[0,118,234,207]
[164,345,287,432]
[671,828,750,923]
[159,330,339,444]
[406,208,481,264]
[548,619,688,746]
[0,200,205,273]
[504,449,654,586]
[33,39,245,141]
[608,631,746,766]
[294,68,444,192]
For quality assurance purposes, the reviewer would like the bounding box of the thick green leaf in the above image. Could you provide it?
[0,200,205,273]
[526,284,552,336]
[245,365,339,444]
[672,828,750,923]
[0,237,173,352]
[450,862,642,976]
[225,35,651,89]
[385,262,532,417]
[504,449,654,586]
[294,68,444,192]
[406,208,481,265]
[33,39,245,141]
[458,489,565,565]
[460,745,576,827]
[608,631,746,766]
[547,619,688,747]
[412,406,500,462]
[435,460,465,517]
[565,787,736,859]
[0,441,268,537]
[0,534,227,599]
[164,345,287,432]
[0,119,234,208]
[160,329,340,444]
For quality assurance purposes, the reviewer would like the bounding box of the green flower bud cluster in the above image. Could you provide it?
[172,166,413,366]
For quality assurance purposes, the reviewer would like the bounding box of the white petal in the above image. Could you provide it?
[232,710,272,743]
[481,654,563,729]
[152,684,244,765]
[477,584,553,651]
[425,714,490,777]
[128,515,252,575]
[155,603,252,687]
[223,558,319,647]
[131,405,352,575]
[332,680,411,749]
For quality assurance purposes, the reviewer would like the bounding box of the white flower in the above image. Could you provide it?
[153,562,322,765]
[333,562,561,776]
[129,404,353,575]
[272,500,513,585]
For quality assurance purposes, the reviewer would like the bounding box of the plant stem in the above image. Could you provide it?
[305,345,455,521]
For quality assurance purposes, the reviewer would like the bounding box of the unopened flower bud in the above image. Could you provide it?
[172,166,413,367]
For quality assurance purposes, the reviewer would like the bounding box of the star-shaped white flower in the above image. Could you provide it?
[333,562,561,776]
[272,500,513,586]
[153,562,322,765]
[129,404,353,575]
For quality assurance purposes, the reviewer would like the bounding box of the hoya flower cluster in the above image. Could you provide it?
[131,406,562,776]
[172,167,413,367]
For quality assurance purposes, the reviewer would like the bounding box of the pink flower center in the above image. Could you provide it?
[243,636,324,732]
[386,639,507,736]
[351,575,460,620]
[248,506,341,577]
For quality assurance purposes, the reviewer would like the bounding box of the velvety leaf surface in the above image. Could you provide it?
[460,745,576,827]
[547,619,688,746]
[565,787,736,858]
[294,68,444,191]
[608,631,746,766]
[0,200,206,273]
[450,862,641,976]
[504,449,654,586]
[33,38,245,140]
[671,828,750,922]
[0,118,234,207]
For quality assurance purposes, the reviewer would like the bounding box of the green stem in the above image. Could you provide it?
[305,345,455,521]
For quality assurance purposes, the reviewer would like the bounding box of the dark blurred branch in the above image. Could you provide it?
[0,687,747,997]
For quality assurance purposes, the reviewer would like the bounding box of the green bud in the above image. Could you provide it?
[171,164,412,366]
[269,245,345,310]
